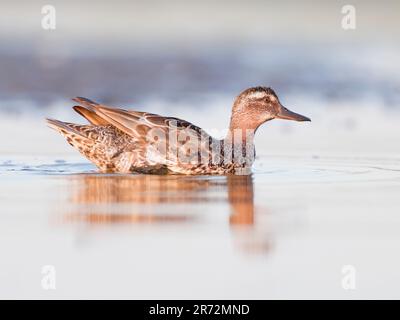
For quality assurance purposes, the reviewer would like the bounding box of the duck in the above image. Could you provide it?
[46,86,310,175]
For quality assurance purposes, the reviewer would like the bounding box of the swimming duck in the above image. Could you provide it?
[46,86,310,175]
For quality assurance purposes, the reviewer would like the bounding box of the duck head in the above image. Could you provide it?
[229,86,311,131]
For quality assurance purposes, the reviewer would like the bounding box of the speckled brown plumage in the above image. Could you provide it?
[46,87,310,175]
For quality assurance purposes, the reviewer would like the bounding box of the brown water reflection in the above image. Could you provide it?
[65,174,254,225]
[63,174,271,254]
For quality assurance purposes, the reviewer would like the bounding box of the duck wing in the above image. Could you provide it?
[72,105,109,126]
[72,97,216,169]
[72,97,205,138]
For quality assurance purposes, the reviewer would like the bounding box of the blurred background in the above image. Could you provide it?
[0,0,399,156]
[1,0,399,102]
[1,0,400,299]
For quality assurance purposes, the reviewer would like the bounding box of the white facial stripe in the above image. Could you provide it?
[248,91,266,99]
[248,91,277,102]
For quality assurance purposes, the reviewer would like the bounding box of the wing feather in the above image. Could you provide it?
[72,97,205,138]
[71,97,215,167]
[73,106,109,125]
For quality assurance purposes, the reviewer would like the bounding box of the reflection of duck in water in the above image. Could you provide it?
[65,174,272,253]
[66,174,254,225]
[47,87,310,175]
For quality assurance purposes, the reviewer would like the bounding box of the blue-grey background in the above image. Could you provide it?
[1,0,399,107]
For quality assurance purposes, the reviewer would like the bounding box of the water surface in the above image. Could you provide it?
[1,155,399,299]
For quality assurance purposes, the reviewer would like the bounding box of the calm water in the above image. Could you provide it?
[0,80,399,299]
[1,155,400,299]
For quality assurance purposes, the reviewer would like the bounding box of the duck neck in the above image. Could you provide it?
[224,119,256,166]
[228,113,258,144]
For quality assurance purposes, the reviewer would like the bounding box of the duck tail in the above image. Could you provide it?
[46,118,96,149]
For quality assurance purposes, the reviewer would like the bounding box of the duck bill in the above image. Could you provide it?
[276,105,311,122]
